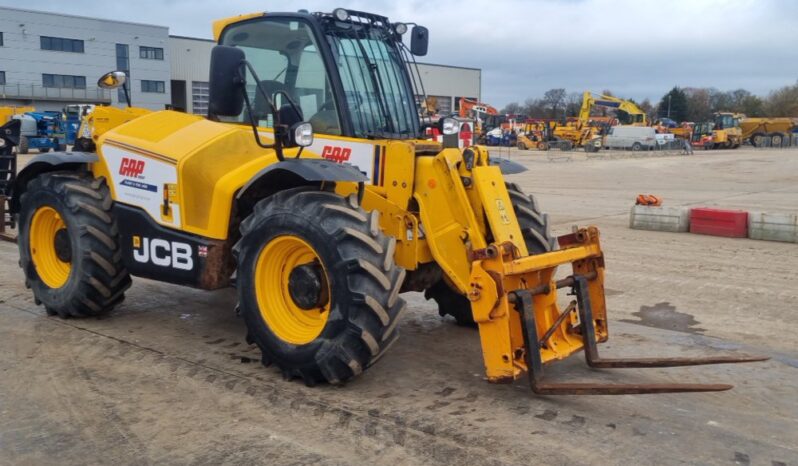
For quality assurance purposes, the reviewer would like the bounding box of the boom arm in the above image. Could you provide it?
[579,91,647,126]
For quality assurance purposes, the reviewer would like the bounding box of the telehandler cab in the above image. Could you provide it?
[8,9,765,394]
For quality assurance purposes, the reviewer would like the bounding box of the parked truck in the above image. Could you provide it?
[740,117,797,147]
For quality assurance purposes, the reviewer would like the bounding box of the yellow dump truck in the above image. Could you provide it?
[740,117,797,147]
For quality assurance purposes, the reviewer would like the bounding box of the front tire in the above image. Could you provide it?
[18,172,131,318]
[426,182,556,326]
[234,189,406,385]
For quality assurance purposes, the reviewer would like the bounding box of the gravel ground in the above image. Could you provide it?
[1,146,796,465]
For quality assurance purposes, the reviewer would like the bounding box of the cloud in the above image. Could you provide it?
[5,0,797,106]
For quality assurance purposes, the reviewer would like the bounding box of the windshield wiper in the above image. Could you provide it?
[349,34,395,134]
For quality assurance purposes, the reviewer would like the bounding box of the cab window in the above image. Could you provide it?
[220,18,341,135]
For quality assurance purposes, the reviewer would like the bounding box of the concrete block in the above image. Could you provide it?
[629,205,689,233]
[748,211,798,243]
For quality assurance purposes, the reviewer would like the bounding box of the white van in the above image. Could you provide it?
[604,125,657,151]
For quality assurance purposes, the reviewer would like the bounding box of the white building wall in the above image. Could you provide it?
[0,6,170,111]
[168,36,214,114]
[415,63,481,114]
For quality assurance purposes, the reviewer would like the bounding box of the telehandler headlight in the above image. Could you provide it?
[394,23,408,35]
[292,122,314,147]
[333,8,349,21]
[441,117,458,136]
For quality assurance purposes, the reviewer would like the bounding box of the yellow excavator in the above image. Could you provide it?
[5,8,765,394]
[578,91,648,126]
[546,92,645,152]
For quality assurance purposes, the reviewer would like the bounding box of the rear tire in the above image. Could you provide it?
[770,133,784,147]
[751,133,765,147]
[426,182,555,326]
[18,172,131,318]
[234,189,406,385]
[631,142,643,151]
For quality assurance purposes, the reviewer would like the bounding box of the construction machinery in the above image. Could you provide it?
[0,118,21,241]
[516,121,574,151]
[579,91,648,126]
[62,104,95,146]
[458,97,498,137]
[13,111,68,154]
[0,106,36,125]
[690,122,715,150]
[740,117,797,147]
[6,8,765,395]
[710,112,743,149]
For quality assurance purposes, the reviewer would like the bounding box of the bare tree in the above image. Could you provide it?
[565,92,583,117]
[500,102,523,115]
[764,82,798,116]
[542,88,567,119]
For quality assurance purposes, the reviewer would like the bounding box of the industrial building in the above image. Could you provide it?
[1,6,481,116]
[0,6,171,111]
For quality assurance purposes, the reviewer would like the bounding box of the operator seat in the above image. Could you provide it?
[253,80,302,127]
[308,104,341,135]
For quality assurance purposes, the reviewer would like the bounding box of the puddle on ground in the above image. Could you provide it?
[620,302,706,334]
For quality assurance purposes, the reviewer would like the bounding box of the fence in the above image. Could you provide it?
[0,83,112,103]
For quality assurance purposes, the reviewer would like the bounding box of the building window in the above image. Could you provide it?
[141,80,165,93]
[139,46,164,60]
[191,81,209,115]
[42,74,86,89]
[116,44,130,102]
[0,32,4,47]
[0,71,5,86]
[40,36,84,53]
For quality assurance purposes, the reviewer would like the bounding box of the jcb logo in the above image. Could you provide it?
[321,145,352,163]
[119,157,145,178]
[133,236,193,271]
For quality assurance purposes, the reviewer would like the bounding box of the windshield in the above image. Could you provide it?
[325,24,420,139]
[220,18,342,135]
[716,115,738,129]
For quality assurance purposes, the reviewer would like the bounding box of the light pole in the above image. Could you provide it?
[667,95,672,119]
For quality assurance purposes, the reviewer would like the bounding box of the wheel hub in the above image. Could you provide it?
[288,262,329,310]
[53,229,72,262]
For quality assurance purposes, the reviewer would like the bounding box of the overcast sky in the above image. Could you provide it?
[4,0,798,107]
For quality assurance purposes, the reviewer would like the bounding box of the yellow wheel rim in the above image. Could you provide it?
[254,235,331,345]
[29,206,71,289]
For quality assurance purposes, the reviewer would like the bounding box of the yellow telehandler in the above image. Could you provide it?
[7,9,764,394]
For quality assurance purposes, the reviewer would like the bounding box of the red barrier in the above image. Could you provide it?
[689,208,748,238]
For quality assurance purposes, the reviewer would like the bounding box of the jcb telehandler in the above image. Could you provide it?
[8,9,764,394]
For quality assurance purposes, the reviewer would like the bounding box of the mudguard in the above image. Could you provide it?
[0,119,21,151]
[10,151,98,213]
[489,157,527,174]
[237,158,367,200]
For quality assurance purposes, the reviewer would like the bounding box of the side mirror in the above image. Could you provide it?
[209,45,246,117]
[410,26,429,56]
[97,71,127,89]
